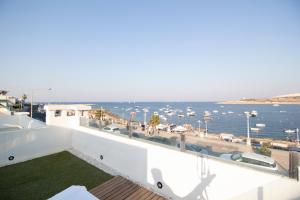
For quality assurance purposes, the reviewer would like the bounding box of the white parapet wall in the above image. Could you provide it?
[0,125,72,167]
[72,126,300,200]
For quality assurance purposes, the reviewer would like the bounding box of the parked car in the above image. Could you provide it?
[102,125,121,134]
[220,152,277,171]
[177,143,208,154]
[147,136,176,146]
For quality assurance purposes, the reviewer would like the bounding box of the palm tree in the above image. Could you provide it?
[94,108,105,121]
[20,94,27,110]
[149,114,160,134]
[94,108,105,128]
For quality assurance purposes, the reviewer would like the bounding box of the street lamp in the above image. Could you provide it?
[205,120,208,137]
[143,108,149,126]
[31,88,52,118]
[244,111,253,146]
[129,111,136,138]
[197,120,201,133]
[296,128,299,146]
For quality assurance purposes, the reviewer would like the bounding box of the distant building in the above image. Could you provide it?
[44,104,91,128]
[0,90,18,114]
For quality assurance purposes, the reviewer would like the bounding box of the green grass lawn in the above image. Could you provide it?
[0,151,113,200]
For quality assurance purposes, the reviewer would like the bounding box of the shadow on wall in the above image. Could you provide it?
[151,154,216,200]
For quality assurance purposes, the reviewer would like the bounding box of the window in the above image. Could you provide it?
[67,110,75,116]
[55,110,61,117]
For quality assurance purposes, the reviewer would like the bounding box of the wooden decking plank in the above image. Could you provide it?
[139,190,154,199]
[143,192,156,200]
[97,179,130,199]
[150,196,161,200]
[91,177,126,197]
[89,176,166,200]
[118,184,141,199]
[105,180,137,200]
[98,178,132,199]
[92,177,129,198]
[125,187,149,200]
[90,176,121,193]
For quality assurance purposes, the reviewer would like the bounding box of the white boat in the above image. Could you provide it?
[204,111,211,117]
[187,111,196,116]
[178,114,185,118]
[256,124,266,128]
[221,112,226,115]
[153,112,159,116]
[227,111,234,114]
[159,115,167,121]
[167,112,174,116]
[273,104,280,107]
[250,110,258,117]
[284,129,296,134]
[212,110,219,113]
[250,127,260,132]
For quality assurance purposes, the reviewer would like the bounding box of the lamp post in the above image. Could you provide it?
[143,108,149,126]
[197,120,201,133]
[244,111,251,146]
[31,88,52,118]
[296,128,299,146]
[129,112,136,138]
[205,120,208,137]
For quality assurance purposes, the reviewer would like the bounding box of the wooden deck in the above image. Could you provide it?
[89,176,167,200]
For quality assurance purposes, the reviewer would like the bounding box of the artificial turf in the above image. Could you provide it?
[0,151,113,200]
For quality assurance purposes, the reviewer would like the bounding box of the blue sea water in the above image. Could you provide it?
[90,102,300,140]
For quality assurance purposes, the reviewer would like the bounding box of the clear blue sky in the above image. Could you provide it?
[0,0,299,102]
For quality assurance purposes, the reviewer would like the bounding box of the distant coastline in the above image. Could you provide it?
[218,101,300,105]
[219,93,300,105]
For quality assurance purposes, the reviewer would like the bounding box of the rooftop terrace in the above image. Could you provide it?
[1,112,300,199]
[0,151,113,199]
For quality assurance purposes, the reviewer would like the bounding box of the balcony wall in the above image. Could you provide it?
[72,126,300,200]
[0,114,299,200]
[0,117,72,167]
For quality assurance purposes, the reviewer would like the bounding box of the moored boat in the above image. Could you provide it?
[256,124,266,128]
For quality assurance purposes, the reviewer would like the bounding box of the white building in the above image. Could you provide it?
[44,104,91,128]
[0,90,18,114]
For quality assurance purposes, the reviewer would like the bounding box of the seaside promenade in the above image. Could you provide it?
[92,109,293,172]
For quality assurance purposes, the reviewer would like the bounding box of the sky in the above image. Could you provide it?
[0,0,300,102]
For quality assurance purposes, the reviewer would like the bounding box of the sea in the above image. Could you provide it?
[90,102,300,141]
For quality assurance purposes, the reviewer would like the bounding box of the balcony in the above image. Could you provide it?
[1,113,300,200]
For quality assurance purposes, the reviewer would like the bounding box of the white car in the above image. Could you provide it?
[102,125,121,134]
[220,152,277,171]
